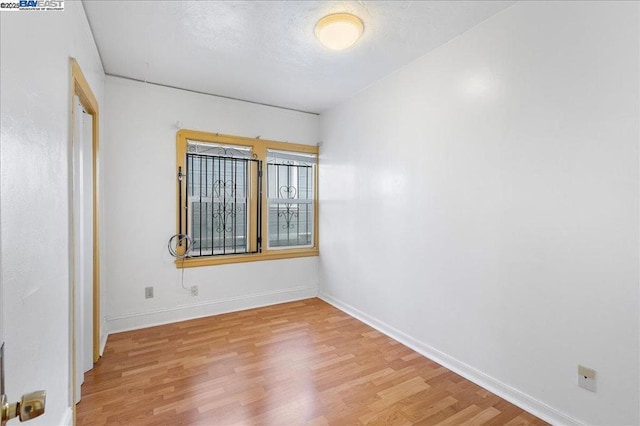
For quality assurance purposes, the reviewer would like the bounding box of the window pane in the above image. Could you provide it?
[266,149,315,249]
[187,140,252,158]
[268,202,313,247]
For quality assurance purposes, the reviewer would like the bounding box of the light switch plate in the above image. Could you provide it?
[578,365,596,392]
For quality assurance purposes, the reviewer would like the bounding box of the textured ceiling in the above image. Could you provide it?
[83,1,513,113]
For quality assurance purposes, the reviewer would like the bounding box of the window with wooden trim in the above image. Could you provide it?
[176,130,318,267]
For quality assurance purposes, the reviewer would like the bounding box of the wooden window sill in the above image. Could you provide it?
[175,248,319,268]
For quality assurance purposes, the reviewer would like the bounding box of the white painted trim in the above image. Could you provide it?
[107,285,318,333]
[318,292,582,426]
[60,406,73,426]
[99,332,108,356]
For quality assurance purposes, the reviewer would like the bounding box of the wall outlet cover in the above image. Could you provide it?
[145,287,154,299]
[191,285,198,297]
[578,365,596,392]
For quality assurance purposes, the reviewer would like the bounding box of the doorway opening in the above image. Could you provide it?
[70,58,100,410]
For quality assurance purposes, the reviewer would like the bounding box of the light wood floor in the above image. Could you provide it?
[77,298,547,425]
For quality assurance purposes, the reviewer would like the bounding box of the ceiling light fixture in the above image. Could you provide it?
[315,13,364,51]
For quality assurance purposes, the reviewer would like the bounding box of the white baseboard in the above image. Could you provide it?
[107,285,318,333]
[318,291,582,426]
[60,406,73,426]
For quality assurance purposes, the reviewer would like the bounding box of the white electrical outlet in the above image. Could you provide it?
[191,285,198,297]
[578,365,596,392]
[145,286,154,299]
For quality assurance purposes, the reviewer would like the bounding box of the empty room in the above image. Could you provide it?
[1,1,639,425]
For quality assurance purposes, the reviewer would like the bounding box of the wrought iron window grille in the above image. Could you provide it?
[266,149,316,250]
[182,151,262,257]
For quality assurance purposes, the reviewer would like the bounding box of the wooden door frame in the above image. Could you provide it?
[69,58,100,409]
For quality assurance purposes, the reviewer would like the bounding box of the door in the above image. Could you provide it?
[0,344,46,424]
[0,260,46,423]
[0,71,47,426]
[69,58,101,417]
[72,96,94,403]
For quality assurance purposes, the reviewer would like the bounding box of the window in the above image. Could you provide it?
[267,149,315,249]
[176,130,318,267]
[186,143,258,256]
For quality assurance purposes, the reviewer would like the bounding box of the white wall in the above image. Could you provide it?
[103,76,320,332]
[319,2,639,425]
[0,2,105,424]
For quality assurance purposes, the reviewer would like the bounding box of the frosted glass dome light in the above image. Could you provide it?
[315,13,364,50]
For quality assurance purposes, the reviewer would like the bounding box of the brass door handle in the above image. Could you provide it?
[1,391,46,424]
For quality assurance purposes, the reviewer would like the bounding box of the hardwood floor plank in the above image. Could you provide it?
[401,392,458,423]
[459,407,501,426]
[434,405,483,425]
[77,298,547,425]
